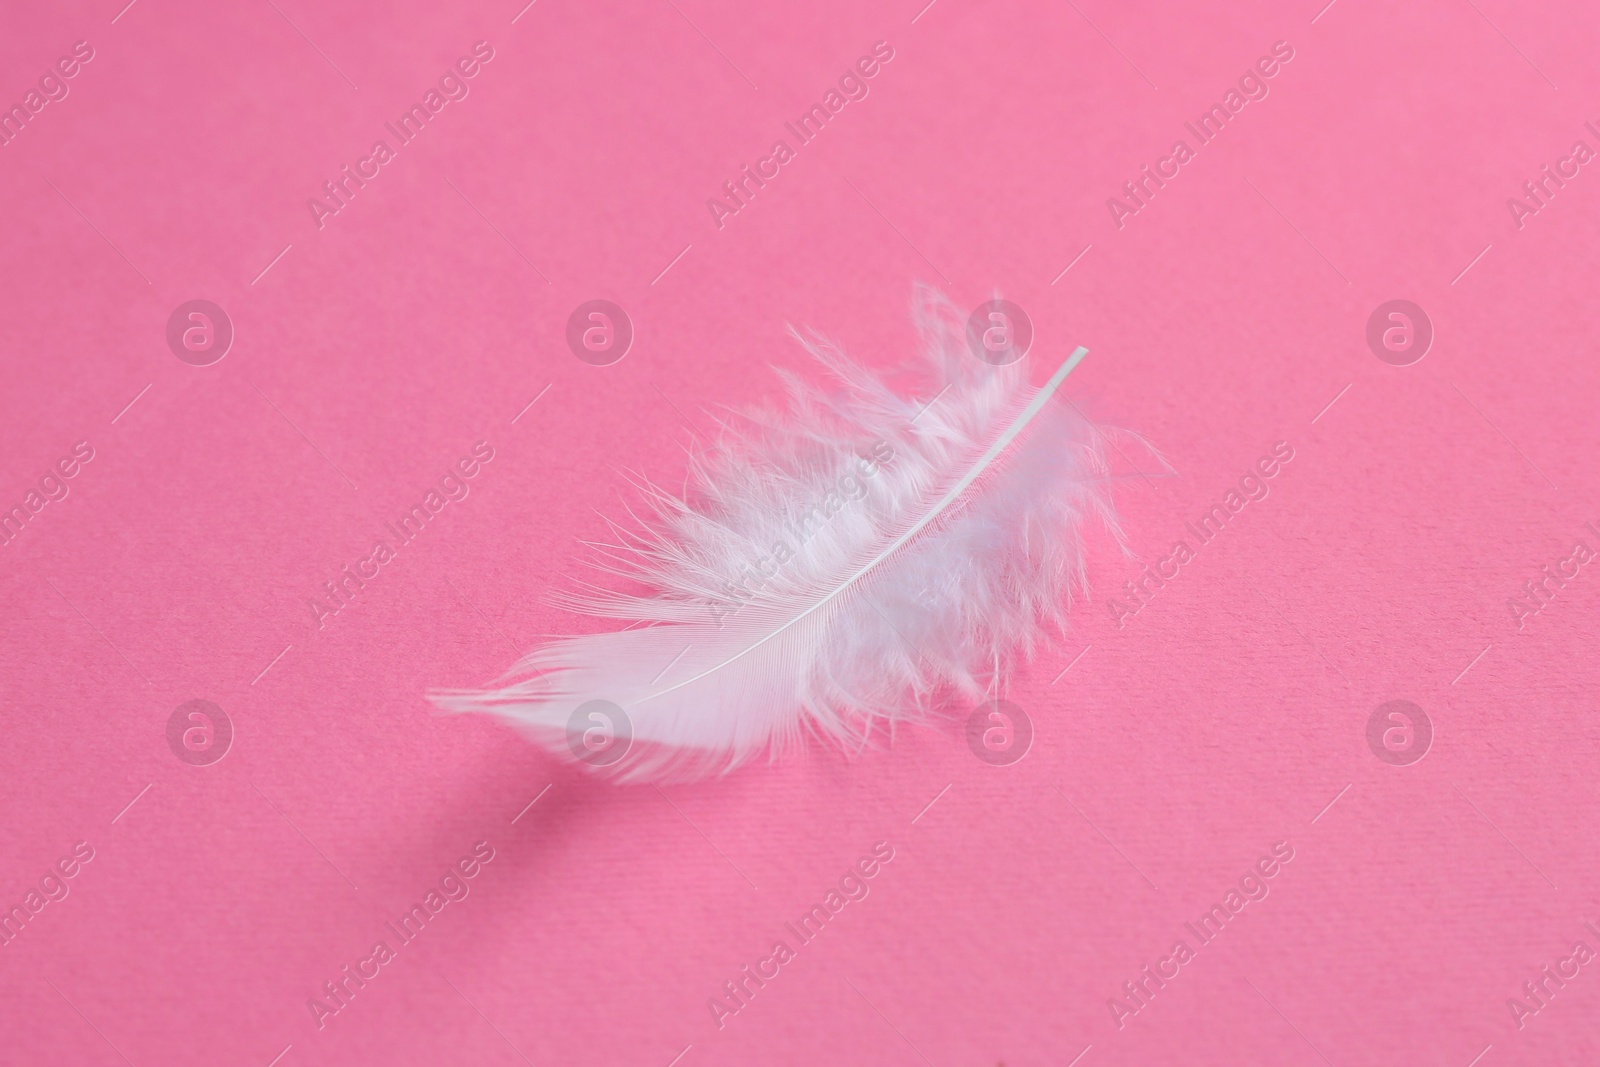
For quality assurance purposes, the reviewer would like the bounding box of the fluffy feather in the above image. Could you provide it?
[432,288,1127,781]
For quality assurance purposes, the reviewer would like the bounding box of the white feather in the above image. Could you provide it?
[433,288,1128,782]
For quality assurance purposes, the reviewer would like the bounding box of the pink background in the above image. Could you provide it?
[3,0,1599,1064]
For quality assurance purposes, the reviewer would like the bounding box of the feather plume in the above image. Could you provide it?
[433,288,1129,781]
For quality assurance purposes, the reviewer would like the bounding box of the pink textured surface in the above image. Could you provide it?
[3,1,1599,1064]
